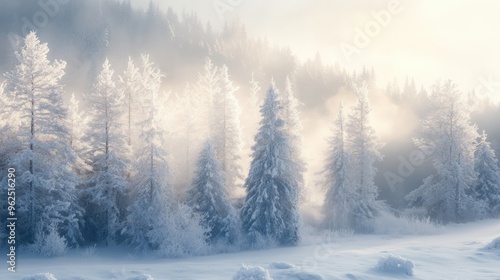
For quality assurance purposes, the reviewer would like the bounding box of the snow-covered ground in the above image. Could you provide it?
[3,219,500,280]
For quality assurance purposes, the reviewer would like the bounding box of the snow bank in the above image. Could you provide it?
[233,264,273,280]
[377,254,415,276]
[269,261,297,269]
[278,270,324,280]
[483,237,500,250]
[22,273,58,280]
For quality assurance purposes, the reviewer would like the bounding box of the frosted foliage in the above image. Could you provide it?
[406,80,485,223]
[33,227,67,257]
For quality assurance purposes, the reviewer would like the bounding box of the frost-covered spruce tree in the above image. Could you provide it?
[84,59,130,245]
[174,84,203,185]
[2,32,83,246]
[126,56,207,256]
[125,55,168,250]
[118,57,140,146]
[68,93,88,150]
[281,77,306,192]
[68,93,91,169]
[322,103,356,230]
[249,73,261,112]
[187,140,239,245]
[406,80,484,223]
[474,130,500,216]
[197,58,219,136]
[241,83,301,246]
[346,83,384,232]
[210,65,243,191]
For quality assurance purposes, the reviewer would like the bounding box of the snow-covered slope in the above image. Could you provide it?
[3,219,499,280]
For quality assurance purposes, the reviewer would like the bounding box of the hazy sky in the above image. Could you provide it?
[130,0,500,93]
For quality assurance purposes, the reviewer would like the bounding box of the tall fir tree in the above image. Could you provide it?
[197,58,219,137]
[118,57,141,147]
[84,59,130,245]
[345,83,384,232]
[126,56,208,256]
[474,130,500,216]
[406,80,485,223]
[281,77,306,193]
[240,83,301,246]
[322,103,356,230]
[174,83,202,186]
[187,140,239,245]
[210,65,243,192]
[2,32,83,245]
[126,56,170,250]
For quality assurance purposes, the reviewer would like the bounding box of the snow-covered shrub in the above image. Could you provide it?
[233,264,272,280]
[153,204,209,258]
[483,237,500,250]
[269,261,296,269]
[22,273,58,280]
[377,254,414,276]
[33,228,67,257]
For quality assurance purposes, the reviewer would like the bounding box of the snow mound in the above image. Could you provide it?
[22,273,58,280]
[269,261,297,269]
[233,264,273,280]
[128,274,154,280]
[483,237,500,250]
[377,254,415,276]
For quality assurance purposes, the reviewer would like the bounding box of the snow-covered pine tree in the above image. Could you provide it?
[126,55,170,250]
[84,58,130,245]
[245,73,262,144]
[2,32,83,246]
[68,93,88,150]
[249,73,261,111]
[345,83,384,232]
[474,130,500,216]
[197,57,219,136]
[174,83,202,186]
[210,65,243,192]
[322,103,356,230]
[126,55,208,257]
[281,77,306,194]
[240,83,301,246]
[118,57,140,146]
[406,80,484,223]
[187,140,239,245]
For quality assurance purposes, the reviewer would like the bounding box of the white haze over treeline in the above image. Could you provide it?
[0,0,499,257]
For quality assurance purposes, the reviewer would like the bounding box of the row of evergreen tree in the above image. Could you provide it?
[0,32,305,255]
[1,33,499,257]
